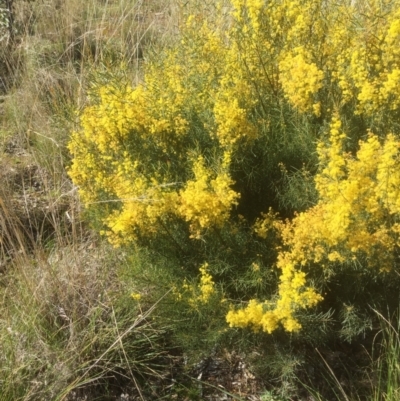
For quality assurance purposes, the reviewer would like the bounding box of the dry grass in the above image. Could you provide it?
[0,180,174,399]
[0,1,190,399]
[0,240,171,400]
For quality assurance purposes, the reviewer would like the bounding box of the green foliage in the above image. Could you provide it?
[371,309,400,401]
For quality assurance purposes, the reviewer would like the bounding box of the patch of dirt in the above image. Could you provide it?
[63,351,266,401]
[188,351,263,400]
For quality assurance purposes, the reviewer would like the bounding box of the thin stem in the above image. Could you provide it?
[158,218,186,255]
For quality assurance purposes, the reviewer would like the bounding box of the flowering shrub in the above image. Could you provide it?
[69,0,400,338]
[227,116,400,332]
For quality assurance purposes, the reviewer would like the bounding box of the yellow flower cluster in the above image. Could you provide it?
[230,0,400,119]
[253,208,279,239]
[226,300,279,333]
[198,263,216,303]
[181,263,216,307]
[68,11,243,245]
[313,118,400,263]
[327,0,400,115]
[70,95,225,243]
[279,47,324,115]
[131,293,142,301]
[179,154,240,239]
[214,90,258,147]
[226,265,322,333]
